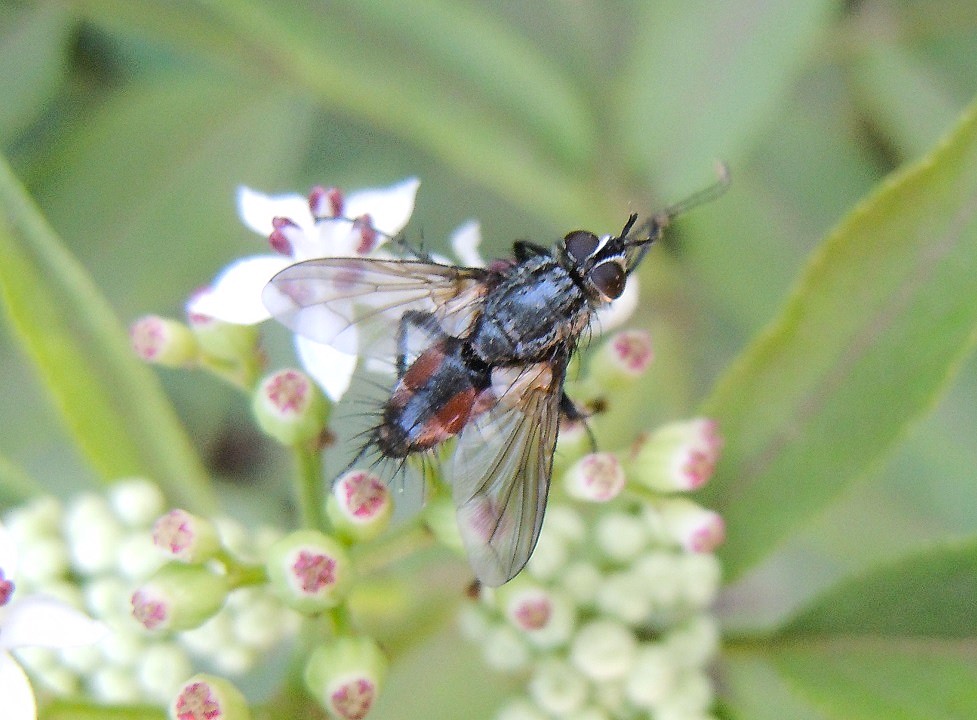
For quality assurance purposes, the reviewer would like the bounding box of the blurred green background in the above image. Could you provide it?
[2,1,977,718]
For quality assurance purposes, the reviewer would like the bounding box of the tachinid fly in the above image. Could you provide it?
[262,169,729,586]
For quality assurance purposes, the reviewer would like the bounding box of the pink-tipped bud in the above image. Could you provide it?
[630,418,723,492]
[269,216,301,255]
[130,315,199,367]
[309,185,344,219]
[132,563,229,632]
[265,530,350,613]
[326,470,393,542]
[657,498,726,553]
[564,453,626,502]
[252,369,327,447]
[170,674,251,720]
[304,636,388,720]
[589,330,654,388]
[153,509,221,564]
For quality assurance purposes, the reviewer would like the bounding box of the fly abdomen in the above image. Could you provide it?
[376,338,490,458]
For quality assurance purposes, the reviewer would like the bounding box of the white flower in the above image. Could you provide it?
[186,177,421,400]
[0,522,105,720]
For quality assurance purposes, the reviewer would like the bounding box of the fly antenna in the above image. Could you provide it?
[626,161,731,264]
[656,160,731,227]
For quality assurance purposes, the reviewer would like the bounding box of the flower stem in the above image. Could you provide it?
[351,521,436,575]
[294,444,326,531]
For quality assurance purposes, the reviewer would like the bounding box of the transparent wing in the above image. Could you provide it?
[449,362,564,586]
[262,257,488,362]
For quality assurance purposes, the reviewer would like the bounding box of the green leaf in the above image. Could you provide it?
[725,642,977,720]
[617,0,836,195]
[698,97,977,579]
[782,539,977,637]
[0,155,214,511]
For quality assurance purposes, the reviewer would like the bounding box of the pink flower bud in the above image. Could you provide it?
[658,498,726,553]
[170,674,251,720]
[564,453,626,502]
[327,470,393,542]
[130,315,198,366]
[153,509,220,563]
[631,418,723,492]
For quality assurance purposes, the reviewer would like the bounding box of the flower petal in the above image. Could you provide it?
[188,255,291,324]
[450,220,485,268]
[0,653,36,720]
[344,177,420,237]
[0,522,18,579]
[295,335,358,402]
[0,596,106,650]
[237,186,314,236]
[594,277,639,333]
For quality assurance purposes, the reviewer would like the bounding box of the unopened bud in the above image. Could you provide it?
[564,452,625,502]
[252,369,327,446]
[631,418,722,492]
[304,636,387,720]
[326,470,393,542]
[153,510,221,564]
[132,563,229,632]
[265,530,350,613]
[589,330,654,388]
[170,674,251,720]
[130,315,199,367]
[186,304,260,364]
[657,498,726,553]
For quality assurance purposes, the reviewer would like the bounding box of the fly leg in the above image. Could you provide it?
[559,393,597,453]
[396,310,447,378]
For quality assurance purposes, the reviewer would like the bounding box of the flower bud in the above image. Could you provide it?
[265,530,350,613]
[624,643,677,710]
[563,452,626,502]
[630,418,723,492]
[131,563,229,631]
[130,315,199,367]
[109,478,166,527]
[657,498,726,553]
[569,618,637,681]
[153,509,221,563]
[326,470,393,542]
[186,306,260,364]
[528,659,587,717]
[252,369,327,446]
[304,636,388,720]
[499,582,575,649]
[588,330,654,388]
[170,674,251,720]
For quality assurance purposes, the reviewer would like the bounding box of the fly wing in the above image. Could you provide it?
[263,257,488,363]
[449,362,565,586]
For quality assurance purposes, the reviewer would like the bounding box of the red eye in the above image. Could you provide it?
[564,230,599,262]
[590,261,625,299]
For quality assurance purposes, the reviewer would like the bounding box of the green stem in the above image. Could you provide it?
[294,444,326,531]
[350,520,436,576]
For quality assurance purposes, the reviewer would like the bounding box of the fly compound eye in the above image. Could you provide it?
[564,230,599,263]
[590,260,626,299]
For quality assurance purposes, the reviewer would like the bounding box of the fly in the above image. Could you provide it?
[262,168,729,586]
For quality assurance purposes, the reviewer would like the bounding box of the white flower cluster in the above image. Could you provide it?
[459,503,722,720]
[4,479,298,704]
